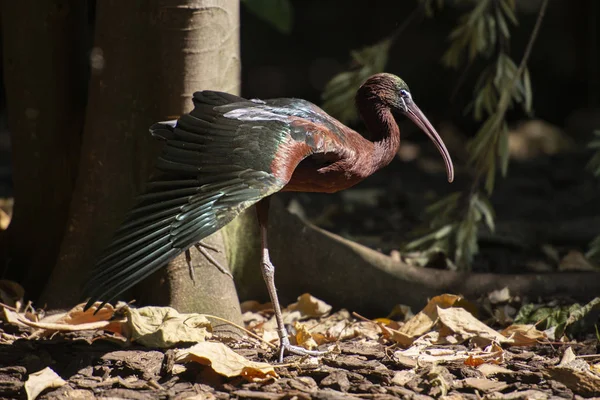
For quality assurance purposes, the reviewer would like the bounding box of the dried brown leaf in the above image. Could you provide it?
[124,306,212,348]
[3,307,118,333]
[25,367,66,400]
[175,342,277,382]
[477,363,513,377]
[397,294,463,345]
[437,306,509,345]
[284,293,332,322]
[544,348,600,397]
[501,324,546,346]
[293,321,319,350]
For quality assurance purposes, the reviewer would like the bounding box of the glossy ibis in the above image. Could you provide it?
[84,73,454,361]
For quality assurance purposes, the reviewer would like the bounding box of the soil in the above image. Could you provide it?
[1,318,599,399]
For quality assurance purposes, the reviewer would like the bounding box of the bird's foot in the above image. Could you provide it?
[277,333,328,363]
[193,241,233,279]
[279,343,328,362]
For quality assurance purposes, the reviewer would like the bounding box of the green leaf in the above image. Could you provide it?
[498,123,510,176]
[455,207,479,270]
[425,192,462,215]
[484,154,496,194]
[468,0,491,26]
[473,194,495,232]
[500,0,519,25]
[420,0,444,17]
[495,7,510,38]
[467,115,495,164]
[515,303,571,337]
[586,131,600,177]
[565,297,600,330]
[523,67,533,113]
[586,235,600,261]
[405,224,455,250]
[499,0,518,25]
[486,15,497,52]
[242,0,293,34]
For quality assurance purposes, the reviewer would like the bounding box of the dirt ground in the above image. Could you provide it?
[1,305,599,400]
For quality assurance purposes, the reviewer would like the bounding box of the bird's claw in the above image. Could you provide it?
[277,335,328,363]
[193,241,233,279]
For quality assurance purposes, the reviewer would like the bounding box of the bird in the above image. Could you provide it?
[83,72,454,362]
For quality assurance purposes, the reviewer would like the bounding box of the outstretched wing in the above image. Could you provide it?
[83,91,330,307]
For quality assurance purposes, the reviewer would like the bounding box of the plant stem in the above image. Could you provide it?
[470,0,549,193]
[493,0,548,128]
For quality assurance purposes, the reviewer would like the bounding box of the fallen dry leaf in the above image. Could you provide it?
[294,321,319,350]
[175,341,277,382]
[283,293,332,323]
[48,302,118,325]
[460,377,509,393]
[391,369,417,386]
[3,307,119,334]
[464,343,504,367]
[544,347,600,397]
[501,324,547,345]
[477,363,514,377]
[437,306,509,345]
[257,295,333,344]
[396,294,464,346]
[386,304,414,322]
[398,341,505,366]
[240,300,273,314]
[324,318,380,342]
[559,250,598,272]
[124,306,212,348]
[0,197,13,230]
[24,367,66,400]
[397,345,467,364]
[488,287,511,304]
[508,119,575,160]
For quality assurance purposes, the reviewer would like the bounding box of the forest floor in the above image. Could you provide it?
[1,291,599,399]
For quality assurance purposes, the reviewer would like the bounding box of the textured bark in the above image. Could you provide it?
[138,0,242,323]
[40,0,242,325]
[0,0,87,299]
[231,198,600,316]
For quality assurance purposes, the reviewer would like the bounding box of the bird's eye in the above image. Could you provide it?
[400,89,411,98]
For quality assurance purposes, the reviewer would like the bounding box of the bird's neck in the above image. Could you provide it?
[357,102,400,171]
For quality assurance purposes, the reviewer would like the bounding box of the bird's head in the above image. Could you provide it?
[358,73,454,183]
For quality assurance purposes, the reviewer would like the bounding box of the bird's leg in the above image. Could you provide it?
[256,199,327,362]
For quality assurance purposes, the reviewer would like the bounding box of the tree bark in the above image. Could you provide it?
[40,0,242,326]
[0,0,87,299]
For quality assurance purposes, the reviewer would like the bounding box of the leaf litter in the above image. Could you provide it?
[1,288,599,398]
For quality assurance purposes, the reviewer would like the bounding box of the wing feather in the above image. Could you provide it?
[84,93,295,307]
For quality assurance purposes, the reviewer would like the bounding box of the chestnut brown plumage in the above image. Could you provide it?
[84,73,454,361]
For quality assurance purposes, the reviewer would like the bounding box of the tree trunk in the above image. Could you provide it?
[0,0,87,300]
[40,0,242,326]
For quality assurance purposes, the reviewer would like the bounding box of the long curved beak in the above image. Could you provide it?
[405,102,454,183]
